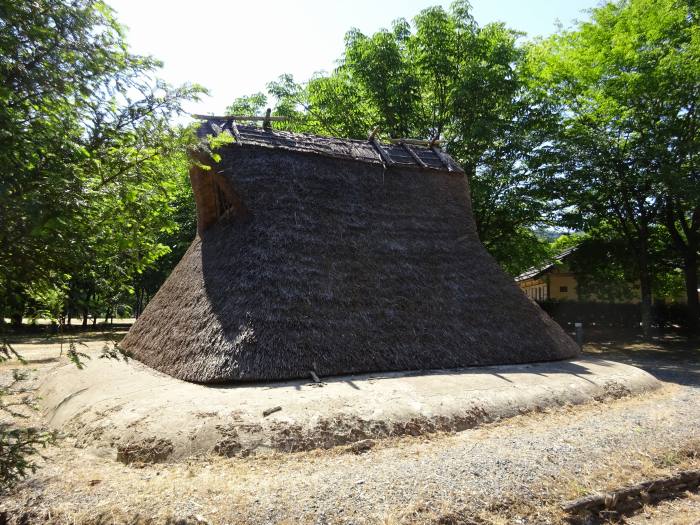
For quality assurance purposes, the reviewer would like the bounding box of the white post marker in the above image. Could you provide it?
[574,322,583,348]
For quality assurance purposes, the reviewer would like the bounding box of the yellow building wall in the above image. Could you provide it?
[548,272,578,300]
[516,264,644,303]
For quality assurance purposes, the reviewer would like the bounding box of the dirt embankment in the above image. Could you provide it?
[0,332,698,524]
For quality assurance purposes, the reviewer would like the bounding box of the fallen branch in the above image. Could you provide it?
[262,406,282,417]
[563,469,700,518]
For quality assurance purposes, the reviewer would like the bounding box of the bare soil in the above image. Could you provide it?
[0,330,699,524]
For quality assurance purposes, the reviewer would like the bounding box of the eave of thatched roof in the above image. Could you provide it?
[197,118,464,174]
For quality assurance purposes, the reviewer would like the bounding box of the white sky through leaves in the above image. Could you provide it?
[109,0,596,116]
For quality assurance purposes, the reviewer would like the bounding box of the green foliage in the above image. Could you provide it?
[0,341,56,492]
[205,130,235,162]
[550,226,690,305]
[0,426,56,492]
[528,0,700,331]
[100,339,132,361]
[0,0,203,489]
[238,2,552,275]
[0,0,204,325]
[564,231,639,302]
[225,92,268,116]
[65,339,90,370]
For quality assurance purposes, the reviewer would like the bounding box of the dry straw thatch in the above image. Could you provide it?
[121,121,580,383]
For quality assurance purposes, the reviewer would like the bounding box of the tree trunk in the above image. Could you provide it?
[10,313,22,330]
[135,287,144,319]
[639,272,653,337]
[82,308,88,327]
[683,249,699,331]
[6,285,25,330]
[638,240,653,338]
[663,200,699,331]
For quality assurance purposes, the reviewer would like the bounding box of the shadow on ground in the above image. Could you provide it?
[5,329,128,346]
[584,330,700,387]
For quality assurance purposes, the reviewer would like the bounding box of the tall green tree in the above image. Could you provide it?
[529,0,700,333]
[0,0,202,326]
[0,0,202,489]
[230,2,555,275]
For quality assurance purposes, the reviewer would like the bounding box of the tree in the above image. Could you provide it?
[0,0,203,489]
[0,0,203,326]
[63,123,197,324]
[528,0,700,334]
[132,166,197,318]
[650,0,700,327]
[231,2,555,275]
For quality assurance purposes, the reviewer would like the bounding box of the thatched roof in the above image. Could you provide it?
[121,121,580,384]
[198,119,464,173]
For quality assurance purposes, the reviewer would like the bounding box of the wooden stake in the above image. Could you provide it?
[262,406,282,417]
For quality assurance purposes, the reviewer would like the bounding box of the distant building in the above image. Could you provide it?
[515,246,649,303]
[515,247,581,302]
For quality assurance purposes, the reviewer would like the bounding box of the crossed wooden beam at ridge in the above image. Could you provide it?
[192,110,449,169]
[193,110,441,145]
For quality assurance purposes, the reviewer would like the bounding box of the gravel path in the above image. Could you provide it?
[1,335,699,524]
[238,369,699,523]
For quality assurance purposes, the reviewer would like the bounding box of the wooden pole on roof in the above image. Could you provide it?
[368,131,395,168]
[400,142,428,168]
[227,119,243,146]
[431,145,454,172]
[371,140,395,167]
[192,114,289,122]
[388,138,441,147]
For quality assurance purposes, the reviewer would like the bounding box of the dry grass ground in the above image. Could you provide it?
[0,329,698,524]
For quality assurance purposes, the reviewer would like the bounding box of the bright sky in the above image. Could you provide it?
[108,0,597,116]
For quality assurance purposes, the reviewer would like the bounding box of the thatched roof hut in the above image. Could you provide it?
[121,119,579,383]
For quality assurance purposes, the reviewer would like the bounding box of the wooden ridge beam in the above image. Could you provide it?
[192,114,289,122]
[388,138,441,147]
